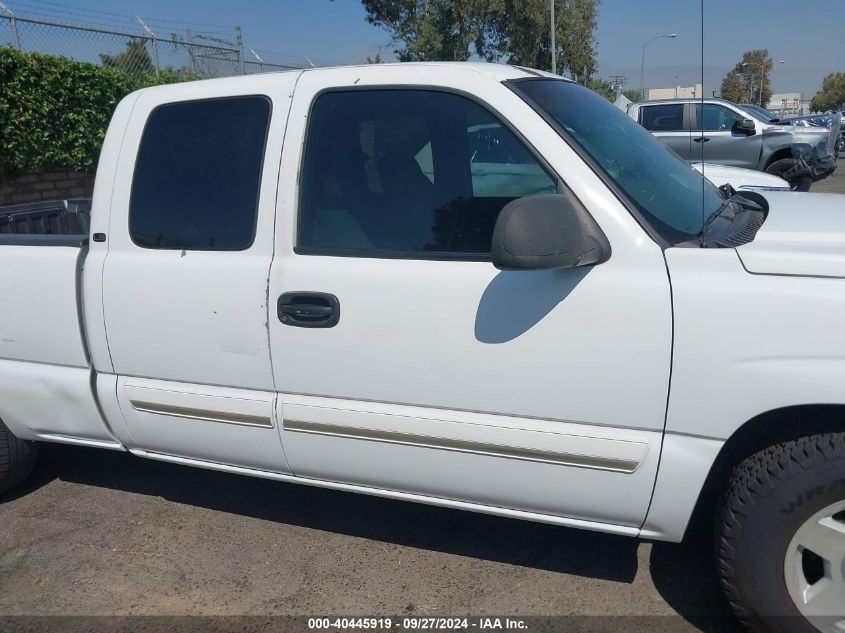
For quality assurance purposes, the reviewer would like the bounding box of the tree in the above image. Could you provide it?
[810,73,845,112]
[359,0,598,83]
[623,89,641,102]
[557,0,598,83]
[100,39,155,77]
[360,0,489,61]
[587,78,614,101]
[719,50,773,105]
[720,69,745,103]
[739,49,773,106]
[485,0,597,83]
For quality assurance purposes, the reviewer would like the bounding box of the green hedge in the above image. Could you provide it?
[0,48,187,180]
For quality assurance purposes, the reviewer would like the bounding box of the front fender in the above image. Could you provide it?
[762,131,836,177]
[643,247,845,541]
[665,248,845,441]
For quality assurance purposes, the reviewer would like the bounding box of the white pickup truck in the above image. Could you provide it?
[1,63,843,633]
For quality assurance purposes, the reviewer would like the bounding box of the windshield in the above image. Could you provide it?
[511,79,724,244]
[739,104,777,122]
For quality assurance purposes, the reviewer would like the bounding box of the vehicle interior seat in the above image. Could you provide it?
[303,127,375,250]
[378,152,435,195]
[374,150,440,251]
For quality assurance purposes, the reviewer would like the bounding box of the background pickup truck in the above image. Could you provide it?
[629,98,840,191]
[1,63,843,633]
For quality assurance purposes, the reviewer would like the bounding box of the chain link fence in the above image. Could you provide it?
[1,12,304,79]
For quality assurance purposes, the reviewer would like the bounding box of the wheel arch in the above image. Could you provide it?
[764,147,794,169]
[763,142,814,169]
[686,405,844,539]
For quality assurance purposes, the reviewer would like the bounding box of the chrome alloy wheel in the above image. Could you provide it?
[784,500,845,632]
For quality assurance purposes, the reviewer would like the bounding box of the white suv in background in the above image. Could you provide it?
[691,162,790,191]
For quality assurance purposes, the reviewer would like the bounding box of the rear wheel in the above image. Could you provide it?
[0,418,38,496]
[717,433,845,633]
[765,158,813,192]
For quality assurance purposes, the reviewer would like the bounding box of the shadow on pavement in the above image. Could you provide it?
[650,536,744,633]
[9,443,744,630]
[0,446,59,503]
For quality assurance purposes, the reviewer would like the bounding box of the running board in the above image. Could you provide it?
[128,448,641,537]
[35,433,125,451]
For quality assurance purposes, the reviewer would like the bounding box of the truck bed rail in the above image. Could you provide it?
[0,199,91,246]
[0,198,91,236]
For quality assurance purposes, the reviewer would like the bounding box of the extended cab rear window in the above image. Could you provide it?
[129,96,271,251]
[296,89,556,258]
[639,104,684,132]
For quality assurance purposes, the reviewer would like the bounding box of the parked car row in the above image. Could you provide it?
[627,98,840,191]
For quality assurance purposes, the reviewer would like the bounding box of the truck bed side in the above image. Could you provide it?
[0,235,118,444]
[0,90,141,446]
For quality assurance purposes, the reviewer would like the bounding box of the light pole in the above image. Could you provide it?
[550,0,556,74]
[640,34,677,101]
[742,59,784,107]
[135,16,160,73]
[250,48,264,73]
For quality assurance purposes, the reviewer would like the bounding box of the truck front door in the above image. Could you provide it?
[267,70,673,531]
[691,103,763,168]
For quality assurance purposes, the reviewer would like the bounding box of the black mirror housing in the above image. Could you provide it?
[491,194,611,271]
[733,119,757,136]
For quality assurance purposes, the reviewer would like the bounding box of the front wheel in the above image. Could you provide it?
[765,158,813,192]
[717,433,845,633]
[0,418,38,496]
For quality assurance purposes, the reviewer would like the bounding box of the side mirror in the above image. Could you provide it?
[491,194,610,271]
[733,119,757,136]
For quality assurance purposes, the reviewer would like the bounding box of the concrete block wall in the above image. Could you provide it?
[0,170,95,206]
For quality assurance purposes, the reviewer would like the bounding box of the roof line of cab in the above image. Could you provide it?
[136,62,571,97]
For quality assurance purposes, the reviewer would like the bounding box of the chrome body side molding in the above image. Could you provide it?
[282,400,649,475]
[129,399,273,428]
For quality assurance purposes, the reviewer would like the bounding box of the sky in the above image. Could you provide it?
[4,0,842,97]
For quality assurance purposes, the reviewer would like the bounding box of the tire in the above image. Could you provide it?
[765,158,812,192]
[0,418,38,496]
[717,433,845,633]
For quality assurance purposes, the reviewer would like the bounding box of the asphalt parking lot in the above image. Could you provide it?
[1,443,736,632]
[1,163,843,632]
[813,155,845,194]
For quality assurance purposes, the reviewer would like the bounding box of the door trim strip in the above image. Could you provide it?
[283,419,641,473]
[130,399,274,428]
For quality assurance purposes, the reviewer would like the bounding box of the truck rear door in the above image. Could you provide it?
[638,102,693,160]
[100,76,297,472]
[267,68,673,531]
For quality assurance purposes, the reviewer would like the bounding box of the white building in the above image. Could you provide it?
[767,93,810,116]
[648,83,702,100]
